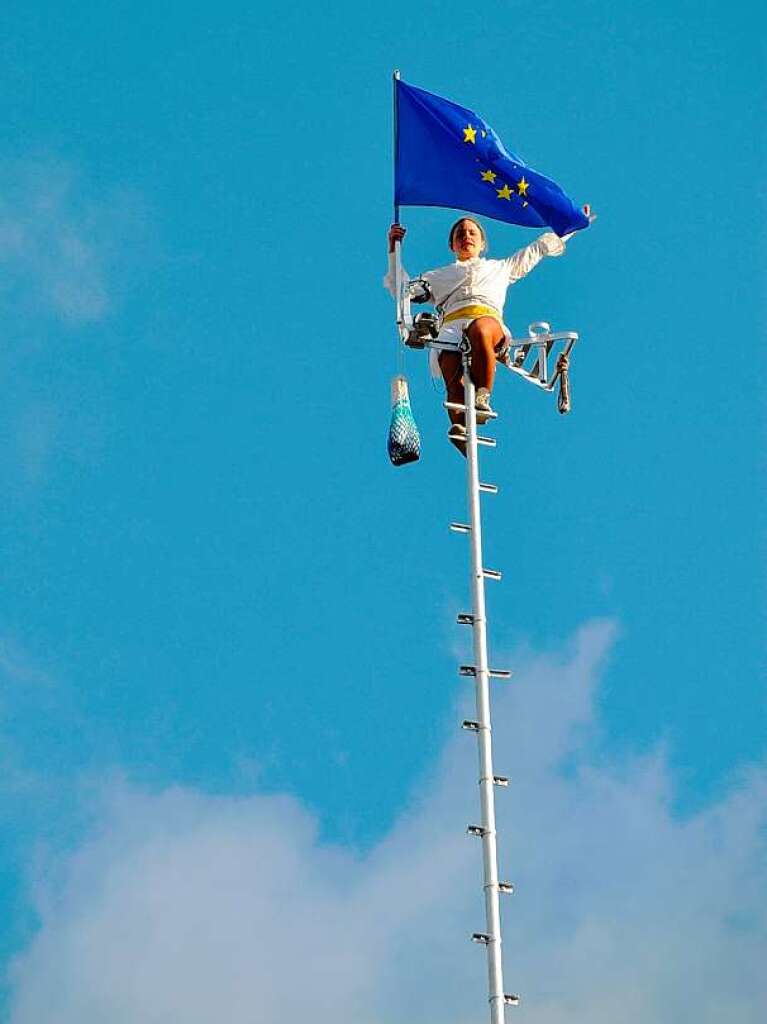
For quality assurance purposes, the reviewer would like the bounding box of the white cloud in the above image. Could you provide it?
[6,621,766,1023]
[0,158,145,324]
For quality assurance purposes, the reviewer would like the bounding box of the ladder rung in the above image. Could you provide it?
[479,482,498,494]
[442,402,498,421]
[457,612,474,625]
[461,665,509,678]
[466,825,485,837]
[461,720,480,731]
[483,568,502,581]
[493,775,509,787]
[504,994,521,1007]
[498,881,514,895]
[471,932,492,944]
[449,522,471,534]
[476,435,496,447]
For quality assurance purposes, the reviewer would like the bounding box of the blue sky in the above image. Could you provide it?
[0,2,765,1021]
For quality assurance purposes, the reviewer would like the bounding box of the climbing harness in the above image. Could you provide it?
[556,352,571,415]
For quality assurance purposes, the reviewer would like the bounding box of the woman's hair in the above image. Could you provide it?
[448,216,487,252]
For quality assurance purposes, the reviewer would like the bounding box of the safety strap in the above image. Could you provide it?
[556,353,571,414]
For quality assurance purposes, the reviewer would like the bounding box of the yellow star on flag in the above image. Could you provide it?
[463,124,477,144]
[481,169,497,183]
[517,177,529,196]
[496,183,513,201]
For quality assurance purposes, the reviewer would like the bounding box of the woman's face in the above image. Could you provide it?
[451,219,484,261]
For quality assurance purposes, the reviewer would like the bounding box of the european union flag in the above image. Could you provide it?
[395,79,589,237]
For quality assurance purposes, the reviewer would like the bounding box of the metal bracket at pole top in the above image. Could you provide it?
[398,276,580,412]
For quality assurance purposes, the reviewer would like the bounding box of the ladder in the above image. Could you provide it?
[448,336,518,1022]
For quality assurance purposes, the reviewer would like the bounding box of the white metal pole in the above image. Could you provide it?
[462,347,506,1024]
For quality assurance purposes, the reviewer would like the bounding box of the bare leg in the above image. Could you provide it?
[439,350,464,426]
[465,316,505,392]
[439,316,506,426]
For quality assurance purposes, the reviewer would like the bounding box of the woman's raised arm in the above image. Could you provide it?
[505,232,566,284]
[384,223,409,297]
[505,204,593,281]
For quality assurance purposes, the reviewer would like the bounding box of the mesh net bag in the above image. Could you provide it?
[387,375,421,467]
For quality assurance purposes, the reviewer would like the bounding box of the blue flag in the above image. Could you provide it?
[395,79,589,237]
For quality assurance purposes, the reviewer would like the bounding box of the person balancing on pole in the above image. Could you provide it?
[384,210,589,452]
[387,75,593,454]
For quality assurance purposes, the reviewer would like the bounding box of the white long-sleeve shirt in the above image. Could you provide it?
[384,231,566,320]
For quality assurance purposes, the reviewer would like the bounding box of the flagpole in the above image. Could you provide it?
[392,70,403,335]
[393,68,400,224]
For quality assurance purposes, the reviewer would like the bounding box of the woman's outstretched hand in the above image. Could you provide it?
[388,223,406,252]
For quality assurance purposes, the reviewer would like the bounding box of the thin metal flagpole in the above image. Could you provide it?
[392,68,400,226]
[392,70,404,368]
